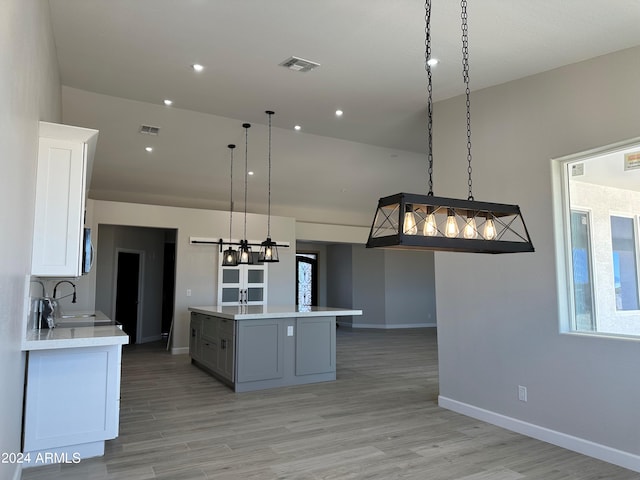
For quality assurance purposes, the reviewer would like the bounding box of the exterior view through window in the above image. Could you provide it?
[561,141,640,337]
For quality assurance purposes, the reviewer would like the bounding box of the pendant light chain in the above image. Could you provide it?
[425,0,434,196]
[266,111,274,237]
[461,0,473,201]
[228,144,235,242]
[243,124,250,240]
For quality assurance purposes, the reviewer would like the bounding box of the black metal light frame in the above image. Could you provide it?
[366,0,534,255]
[366,193,534,254]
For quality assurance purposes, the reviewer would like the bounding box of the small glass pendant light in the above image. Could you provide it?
[259,110,280,262]
[222,144,238,266]
[238,123,253,265]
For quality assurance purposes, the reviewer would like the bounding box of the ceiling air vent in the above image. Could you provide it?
[279,56,320,73]
[139,125,160,135]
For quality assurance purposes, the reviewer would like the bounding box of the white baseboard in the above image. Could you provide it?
[438,396,640,473]
[343,322,436,329]
[171,346,189,355]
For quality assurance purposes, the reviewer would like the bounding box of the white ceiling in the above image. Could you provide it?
[48,0,640,224]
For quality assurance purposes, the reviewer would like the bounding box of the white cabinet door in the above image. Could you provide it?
[218,261,267,306]
[31,137,86,277]
[23,345,122,452]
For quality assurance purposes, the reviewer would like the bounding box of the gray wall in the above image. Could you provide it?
[352,245,386,326]
[0,1,61,479]
[326,244,353,323]
[95,225,170,343]
[435,46,640,466]
[327,245,437,328]
[384,249,436,327]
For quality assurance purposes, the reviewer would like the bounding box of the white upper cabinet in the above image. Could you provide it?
[31,122,98,277]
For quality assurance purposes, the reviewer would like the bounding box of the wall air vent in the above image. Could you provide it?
[139,125,160,135]
[278,56,320,73]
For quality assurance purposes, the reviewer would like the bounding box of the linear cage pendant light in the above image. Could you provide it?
[237,123,254,264]
[222,144,239,266]
[259,110,279,262]
[366,0,533,254]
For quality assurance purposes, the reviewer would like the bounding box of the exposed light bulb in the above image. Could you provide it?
[445,209,459,238]
[403,207,418,235]
[484,216,497,240]
[226,252,234,263]
[423,210,437,236]
[463,216,478,239]
[240,249,249,262]
[265,246,272,260]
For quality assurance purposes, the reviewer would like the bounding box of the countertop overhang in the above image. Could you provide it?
[23,311,129,351]
[188,305,363,320]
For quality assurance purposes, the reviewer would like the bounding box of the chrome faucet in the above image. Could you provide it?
[31,280,46,297]
[30,280,47,329]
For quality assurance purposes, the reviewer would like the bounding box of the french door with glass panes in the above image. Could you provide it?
[218,260,267,306]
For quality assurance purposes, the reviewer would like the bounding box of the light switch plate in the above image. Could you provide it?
[287,325,294,336]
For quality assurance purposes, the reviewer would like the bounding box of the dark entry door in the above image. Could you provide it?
[115,251,140,343]
[296,256,317,306]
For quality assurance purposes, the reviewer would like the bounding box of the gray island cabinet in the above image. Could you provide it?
[188,306,362,392]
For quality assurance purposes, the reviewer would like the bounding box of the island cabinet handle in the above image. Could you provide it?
[221,339,226,349]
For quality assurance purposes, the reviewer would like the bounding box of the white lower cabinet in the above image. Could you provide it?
[23,345,122,465]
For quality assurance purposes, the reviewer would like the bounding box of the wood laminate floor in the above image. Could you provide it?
[22,328,640,479]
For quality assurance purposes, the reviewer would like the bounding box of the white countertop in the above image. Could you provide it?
[23,311,129,351]
[189,305,363,320]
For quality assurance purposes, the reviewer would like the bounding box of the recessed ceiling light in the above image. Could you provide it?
[248,171,254,176]
[191,63,204,72]
[145,147,153,152]
[427,58,439,67]
[294,125,301,131]
[163,99,173,106]
[335,110,344,117]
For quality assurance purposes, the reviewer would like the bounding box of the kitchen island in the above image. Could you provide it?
[188,305,362,392]
[21,314,128,467]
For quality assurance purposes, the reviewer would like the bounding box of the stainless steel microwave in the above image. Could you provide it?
[82,228,93,274]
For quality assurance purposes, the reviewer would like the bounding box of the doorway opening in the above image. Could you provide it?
[95,225,177,346]
[296,253,318,306]
[114,249,143,344]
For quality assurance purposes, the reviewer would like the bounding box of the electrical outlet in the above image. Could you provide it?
[518,385,527,402]
[287,325,294,337]
[186,289,192,297]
